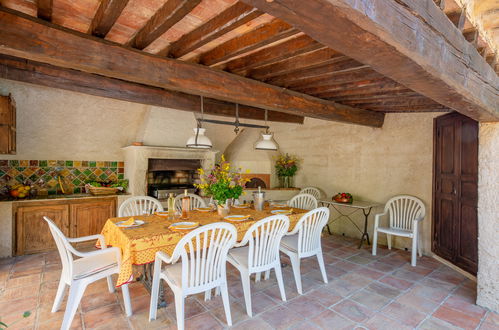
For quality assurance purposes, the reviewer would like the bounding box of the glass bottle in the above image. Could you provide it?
[181,189,190,219]
[167,193,175,220]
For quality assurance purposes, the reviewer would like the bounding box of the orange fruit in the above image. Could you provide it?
[10,190,19,197]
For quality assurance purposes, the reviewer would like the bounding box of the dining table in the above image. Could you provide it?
[98,204,309,305]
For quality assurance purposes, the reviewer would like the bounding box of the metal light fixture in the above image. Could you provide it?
[254,109,279,151]
[186,96,212,149]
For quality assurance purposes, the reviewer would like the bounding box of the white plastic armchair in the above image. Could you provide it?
[173,193,207,212]
[372,195,426,266]
[44,217,131,330]
[279,207,330,294]
[118,196,163,217]
[149,222,237,329]
[288,193,318,210]
[227,215,289,317]
[299,187,321,200]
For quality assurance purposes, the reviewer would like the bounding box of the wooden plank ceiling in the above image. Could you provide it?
[0,0,496,120]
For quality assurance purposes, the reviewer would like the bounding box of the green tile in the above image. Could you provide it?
[15,175,25,182]
[16,167,25,172]
[118,173,124,180]
[39,160,47,167]
[89,161,96,168]
[83,169,92,176]
[110,167,117,173]
[57,160,65,166]
[65,160,73,167]
[48,189,57,195]
[72,178,81,186]
[72,169,82,176]
[0,170,5,177]
[29,174,38,182]
[99,173,108,180]
[73,187,81,194]
[43,174,52,182]
[111,161,118,167]
[9,160,19,166]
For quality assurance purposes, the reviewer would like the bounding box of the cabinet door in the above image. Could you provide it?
[71,199,116,239]
[17,204,69,255]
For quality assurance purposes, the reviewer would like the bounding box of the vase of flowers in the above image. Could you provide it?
[275,154,299,188]
[195,155,249,217]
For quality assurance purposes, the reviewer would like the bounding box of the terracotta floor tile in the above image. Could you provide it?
[365,282,401,300]
[194,292,225,311]
[382,301,427,327]
[322,253,341,265]
[285,295,327,318]
[310,309,356,330]
[304,287,342,307]
[443,295,487,319]
[484,311,499,325]
[479,321,499,330]
[0,283,39,302]
[332,299,374,323]
[128,309,175,330]
[210,299,248,325]
[260,305,302,330]
[391,268,428,282]
[0,296,38,321]
[451,285,476,303]
[263,284,299,302]
[350,289,391,311]
[379,275,414,290]
[334,260,362,272]
[288,320,321,330]
[5,273,42,289]
[364,313,412,330]
[418,316,462,330]
[355,267,384,280]
[341,272,373,287]
[245,291,280,315]
[81,290,119,312]
[324,264,348,278]
[368,260,399,273]
[82,303,128,329]
[395,291,440,314]
[165,297,206,320]
[37,313,83,330]
[428,270,466,286]
[303,268,335,283]
[346,255,374,265]
[0,309,37,329]
[326,279,363,297]
[433,305,483,329]
[231,317,273,330]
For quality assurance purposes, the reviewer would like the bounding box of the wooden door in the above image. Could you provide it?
[433,112,478,274]
[16,204,69,255]
[0,94,16,154]
[70,198,116,239]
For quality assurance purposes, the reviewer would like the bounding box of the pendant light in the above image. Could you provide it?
[255,109,279,151]
[186,96,212,149]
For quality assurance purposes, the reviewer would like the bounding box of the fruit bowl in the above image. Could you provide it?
[333,193,353,204]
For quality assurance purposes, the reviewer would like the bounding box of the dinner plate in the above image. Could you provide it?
[194,207,213,212]
[271,209,292,215]
[155,211,170,217]
[116,220,145,228]
[169,222,199,230]
[270,202,288,208]
[224,215,251,222]
[232,204,250,209]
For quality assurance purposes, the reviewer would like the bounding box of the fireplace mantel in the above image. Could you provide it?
[122,146,218,196]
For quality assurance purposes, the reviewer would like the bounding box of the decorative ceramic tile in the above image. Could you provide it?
[0,159,124,194]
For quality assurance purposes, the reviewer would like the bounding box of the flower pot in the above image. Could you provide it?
[217,204,230,218]
[279,176,293,188]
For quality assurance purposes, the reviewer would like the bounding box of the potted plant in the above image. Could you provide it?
[195,155,249,217]
[275,154,299,188]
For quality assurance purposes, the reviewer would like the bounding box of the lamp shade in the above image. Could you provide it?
[186,127,212,149]
[255,132,278,150]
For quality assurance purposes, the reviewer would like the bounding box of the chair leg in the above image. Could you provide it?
[372,229,378,256]
[204,289,211,301]
[61,281,86,330]
[289,255,302,295]
[240,272,253,317]
[220,282,232,326]
[411,236,417,267]
[264,269,271,280]
[215,286,220,296]
[255,272,261,282]
[274,265,286,302]
[418,235,423,257]
[149,268,161,321]
[317,252,328,284]
[52,280,67,313]
[387,234,392,250]
[106,276,115,293]
[174,293,185,330]
[121,284,132,317]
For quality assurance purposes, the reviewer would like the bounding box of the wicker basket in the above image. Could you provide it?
[87,185,118,195]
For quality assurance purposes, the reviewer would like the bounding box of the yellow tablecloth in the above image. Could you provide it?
[99,206,307,286]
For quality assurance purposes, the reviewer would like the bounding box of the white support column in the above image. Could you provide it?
[477,122,499,312]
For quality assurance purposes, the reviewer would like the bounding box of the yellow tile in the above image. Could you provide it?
[96,161,105,167]
[73,161,82,168]
[48,160,57,166]
[46,179,58,188]
[19,160,28,167]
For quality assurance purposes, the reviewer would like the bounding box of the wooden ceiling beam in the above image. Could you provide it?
[88,0,129,38]
[0,8,384,127]
[0,54,304,124]
[199,19,300,66]
[327,90,417,102]
[220,34,322,74]
[166,2,263,59]
[281,66,375,89]
[242,0,499,121]
[248,47,340,80]
[315,82,408,98]
[297,77,393,95]
[127,0,201,50]
[36,0,52,21]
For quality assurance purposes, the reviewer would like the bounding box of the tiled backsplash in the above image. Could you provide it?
[0,160,124,194]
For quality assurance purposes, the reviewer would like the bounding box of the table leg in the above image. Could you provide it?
[358,207,372,249]
[138,264,167,308]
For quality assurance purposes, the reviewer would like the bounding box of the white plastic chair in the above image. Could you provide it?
[279,207,330,294]
[227,215,289,317]
[149,223,237,329]
[43,217,132,330]
[299,187,321,200]
[372,195,425,266]
[288,193,318,210]
[118,196,163,217]
[173,193,207,212]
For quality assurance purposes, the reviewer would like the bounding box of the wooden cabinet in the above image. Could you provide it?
[0,94,16,154]
[15,197,116,255]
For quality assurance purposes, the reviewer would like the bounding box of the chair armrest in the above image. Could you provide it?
[71,246,121,261]
[68,234,107,248]
[413,215,425,222]
[373,211,387,228]
[155,251,176,264]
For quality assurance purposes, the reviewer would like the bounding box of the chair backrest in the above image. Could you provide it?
[244,215,290,272]
[385,195,425,231]
[172,222,237,292]
[288,193,318,210]
[174,193,207,212]
[118,196,163,217]
[43,217,74,281]
[294,207,330,256]
[299,187,321,200]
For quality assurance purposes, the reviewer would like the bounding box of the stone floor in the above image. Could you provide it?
[0,234,498,330]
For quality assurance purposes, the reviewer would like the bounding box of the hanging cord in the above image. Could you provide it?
[194,95,204,146]
[234,103,240,134]
[264,109,270,134]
